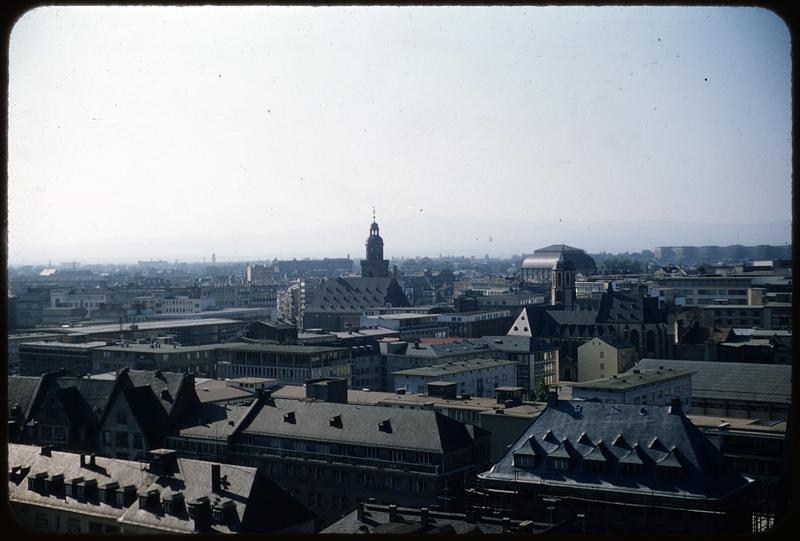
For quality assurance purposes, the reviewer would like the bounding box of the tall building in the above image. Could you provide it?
[360,211,390,278]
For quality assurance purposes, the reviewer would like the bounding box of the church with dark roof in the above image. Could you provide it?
[302,213,410,331]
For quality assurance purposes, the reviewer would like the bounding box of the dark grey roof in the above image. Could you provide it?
[126,370,186,416]
[321,503,554,534]
[305,276,409,313]
[239,398,482,453]
[176,403,253,439]
[636,359,791,404]
[597,336,635,350]
[7,376,43,420]
[480,400,751,500]
[6,443,314,534]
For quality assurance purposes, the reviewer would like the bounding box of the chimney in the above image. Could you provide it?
[40,445,54,457]
[518,520,534,533]
[211,464,221,493]
[545,505,555,523]
[80,454,87,468]
[502,517,511,533]
[420,507,430,526]
[357,501,365,521]
[90,454,97,466]
[187,498,212,532]
[388,504,398,522]
[576,513,587,532]
[669,396,683,415]
[546,390,558,407]
[465,508,476,522]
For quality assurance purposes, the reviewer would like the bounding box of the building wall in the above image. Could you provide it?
[571,374,692,412]
[577,339,635,382]
[393,363,516,398]
[97,392,148,460]
[11,501,122,534]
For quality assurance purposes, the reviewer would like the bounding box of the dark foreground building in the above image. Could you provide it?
[476,395,754,533]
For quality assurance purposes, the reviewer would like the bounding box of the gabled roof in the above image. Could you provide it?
[7,376,43,421]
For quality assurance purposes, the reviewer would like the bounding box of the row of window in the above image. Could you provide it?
[102,431,143,449]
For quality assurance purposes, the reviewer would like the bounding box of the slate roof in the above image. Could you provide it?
[9,444,153,522]
[392,358,515,378]
[597,336,635,350]
[125,370,187,417]
[480,400,752,500]
[175,403,254,440]
[320,503,555,534]
[305,276,409,313]
[8,443,314,534]
[635,359,791,404]
[7,375,43,421]
[239,398,484,453]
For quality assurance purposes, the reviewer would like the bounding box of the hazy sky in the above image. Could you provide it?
[8,6,792,264]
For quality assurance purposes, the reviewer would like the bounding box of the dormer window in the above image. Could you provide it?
[329,415,343,428]
[513,453,536,468]
[549,457,570,471]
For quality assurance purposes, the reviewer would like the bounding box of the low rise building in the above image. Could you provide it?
[168,393,491,527]
[391,358,517,398]
[360,312,449,341]
[215,343,352,384]
[569,367,693,411]
[18,341,109,376]
[636,359,791,421]
[93,343,222,375]
[8,445,315,534]
[577,336,636,382]
[476,396,754,533]
[436,309,517,338]
[321,500,561,534]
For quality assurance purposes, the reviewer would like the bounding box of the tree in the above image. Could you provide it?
[532,379,549,402]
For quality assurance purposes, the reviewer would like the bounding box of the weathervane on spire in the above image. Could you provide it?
[372,206,376,222]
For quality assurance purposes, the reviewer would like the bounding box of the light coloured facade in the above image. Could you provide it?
[569,367,693,412]
[577,336,635,382]
[392,358,517,398]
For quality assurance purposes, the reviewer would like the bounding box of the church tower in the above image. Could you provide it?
[360,208,390,278]
[551,256,576,310]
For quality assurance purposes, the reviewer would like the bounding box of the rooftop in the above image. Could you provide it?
[636,359,791,404]
[570,368,694,391]
[392,358,516,378]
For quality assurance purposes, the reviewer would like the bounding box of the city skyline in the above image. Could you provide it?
[8,6,792,265]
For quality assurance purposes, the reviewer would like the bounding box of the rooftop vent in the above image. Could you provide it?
[329,415,343,429]
[283,411,296,424]
[378,419,392,433]
[162,491,185,516]
[212,498,237,523]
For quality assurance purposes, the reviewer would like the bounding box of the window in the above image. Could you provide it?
[103,431,112,445]
[53,426,66,441]
[550,458,570,471]
[116,432,129,447]
[67,518,81,532]
[88,522,103,533]
[133,433,143,449]
[116,411,127,425]
[34,511,48,529]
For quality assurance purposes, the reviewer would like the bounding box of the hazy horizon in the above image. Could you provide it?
[8,6,792,267]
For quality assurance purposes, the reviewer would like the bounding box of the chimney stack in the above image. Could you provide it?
[669,396,683,415]
[211,464,221,493]
[502,517,511,534]
[80,454,87,468]
[357,501,365,521]
[420,507,430,526]
[388,504,398,522]
[546,389,558,407]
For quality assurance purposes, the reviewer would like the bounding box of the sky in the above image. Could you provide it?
[7,6,792,265]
